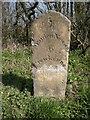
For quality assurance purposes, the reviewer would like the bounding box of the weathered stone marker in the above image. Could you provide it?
[31,11,71,99]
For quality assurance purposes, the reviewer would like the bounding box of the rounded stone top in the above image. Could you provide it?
[33,10,71,26]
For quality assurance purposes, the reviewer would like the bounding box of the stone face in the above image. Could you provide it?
[31,11,71,99]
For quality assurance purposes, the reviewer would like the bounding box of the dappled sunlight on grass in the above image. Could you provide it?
[2,48,90,118]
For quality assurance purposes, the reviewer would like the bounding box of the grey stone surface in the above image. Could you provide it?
[31,11,71,99]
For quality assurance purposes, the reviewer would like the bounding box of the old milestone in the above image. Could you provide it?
[31,11,71,99]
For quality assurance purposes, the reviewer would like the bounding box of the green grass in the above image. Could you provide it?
[2,48,32,77]
[1,48,90,119]
[68,50,90,83]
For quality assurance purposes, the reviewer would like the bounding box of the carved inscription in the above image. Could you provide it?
[34,54,66,66]
[33,33,69,52]
[31,11,71,69]
[32,33,69,69]
[48,16,54,28]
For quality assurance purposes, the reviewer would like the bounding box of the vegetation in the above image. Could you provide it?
[2,2,90,52]
[1,48,90,119]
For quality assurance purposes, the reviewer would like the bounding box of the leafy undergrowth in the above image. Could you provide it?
[1,48,90,119]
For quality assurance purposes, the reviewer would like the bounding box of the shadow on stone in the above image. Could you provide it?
[2,72,34,96]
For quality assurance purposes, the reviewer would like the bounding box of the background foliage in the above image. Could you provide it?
[2,1,90,52]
